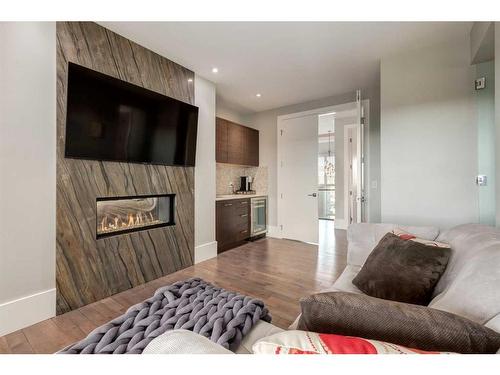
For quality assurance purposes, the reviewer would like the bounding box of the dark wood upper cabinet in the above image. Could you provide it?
[216,118,228,163]
[227,122,244,165]
[246,126,259,166]
[216,117,259,166]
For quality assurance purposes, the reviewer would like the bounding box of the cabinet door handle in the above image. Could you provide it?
[240,201,248,205]
[240,214,248,217]
[224,203,233,207]
[240,230,248,234]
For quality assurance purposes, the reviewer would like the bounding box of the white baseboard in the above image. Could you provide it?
[267,225,282,239]
[194,241,218,264]
[0,288,56,336]
[334,219,347,230]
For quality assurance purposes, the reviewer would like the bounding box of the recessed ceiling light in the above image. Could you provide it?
[256,93,262,98]
[187,78,193,83]
[211,67,218,74]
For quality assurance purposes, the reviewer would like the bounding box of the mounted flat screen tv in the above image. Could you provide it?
[64,62,198,167]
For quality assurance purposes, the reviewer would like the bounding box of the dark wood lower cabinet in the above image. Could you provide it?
[216,198,250,253]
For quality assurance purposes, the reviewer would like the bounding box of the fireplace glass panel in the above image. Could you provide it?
[96,194,174,238]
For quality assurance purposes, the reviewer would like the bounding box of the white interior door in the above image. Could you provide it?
[278,115,319,243]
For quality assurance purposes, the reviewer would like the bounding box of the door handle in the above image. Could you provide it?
[307,193,317,197]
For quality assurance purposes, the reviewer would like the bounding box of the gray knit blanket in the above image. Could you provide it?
[59,278,271,354]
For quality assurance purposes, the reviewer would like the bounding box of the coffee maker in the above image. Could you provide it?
[237,176,254,194]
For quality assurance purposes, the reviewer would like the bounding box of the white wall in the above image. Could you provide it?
[215,96,253,127]
[495,23,500,227]
[470,22,494,64]
[475,61,495,226]
[0,22,56,335]
[381,38,478,228]
[194,75,217,263]
[216,104,252,127]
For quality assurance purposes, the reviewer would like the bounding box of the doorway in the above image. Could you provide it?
[277,99,367,244]
[318,113,335,221]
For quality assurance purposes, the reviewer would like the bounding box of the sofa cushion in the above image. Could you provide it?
[289,265,365,331]
[433,224,499,296]
[328,265,363,294]
[347,223,440,267]
[234,320,284,354]
[143,329,233,354]
[352,233,451,305]
[486,314,500,333]
[297,292,500,354]
[429,224,500,330]
[392,228,450,247]
[252,330,453,354]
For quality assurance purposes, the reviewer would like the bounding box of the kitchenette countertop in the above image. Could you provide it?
[216,193,267,201]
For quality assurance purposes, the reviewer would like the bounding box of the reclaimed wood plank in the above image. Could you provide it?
[3,330,35,354]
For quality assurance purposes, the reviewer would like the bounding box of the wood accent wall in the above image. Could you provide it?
[56,22,195,315]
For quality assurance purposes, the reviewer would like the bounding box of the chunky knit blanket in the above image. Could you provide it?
[59,278,271,354]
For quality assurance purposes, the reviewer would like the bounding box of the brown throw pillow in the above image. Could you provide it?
[352,232,451,305]
[298,292,500,354]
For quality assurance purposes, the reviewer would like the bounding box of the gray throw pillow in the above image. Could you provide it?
[352,232,451,305]
[298,292,500,354]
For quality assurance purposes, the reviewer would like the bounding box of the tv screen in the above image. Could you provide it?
[65,63,198,167]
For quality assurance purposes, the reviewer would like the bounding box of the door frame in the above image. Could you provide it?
[344,124,358,227]
[277,102,360,240]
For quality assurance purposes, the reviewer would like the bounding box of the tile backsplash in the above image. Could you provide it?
[216,164,268,195]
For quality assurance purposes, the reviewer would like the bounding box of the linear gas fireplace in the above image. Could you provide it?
[96,194,175,239]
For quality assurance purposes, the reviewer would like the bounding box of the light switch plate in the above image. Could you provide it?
[476,175,487,186]
[475,77,486,90]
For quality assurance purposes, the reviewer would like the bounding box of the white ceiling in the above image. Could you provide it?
[100,22,471,114]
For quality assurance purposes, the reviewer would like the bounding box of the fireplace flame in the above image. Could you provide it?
[99,210,161,235]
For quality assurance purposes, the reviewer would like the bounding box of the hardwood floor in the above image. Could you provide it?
[0,224,347,354]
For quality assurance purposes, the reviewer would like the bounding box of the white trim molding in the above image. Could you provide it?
[0,288,56,336]
[194,241,218,264]
[266,225,282,239]
[276,102,359,122]
[334,219,347,230]
[344,123,358,228]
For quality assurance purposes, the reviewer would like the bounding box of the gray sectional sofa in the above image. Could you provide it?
[145,223,500,353]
